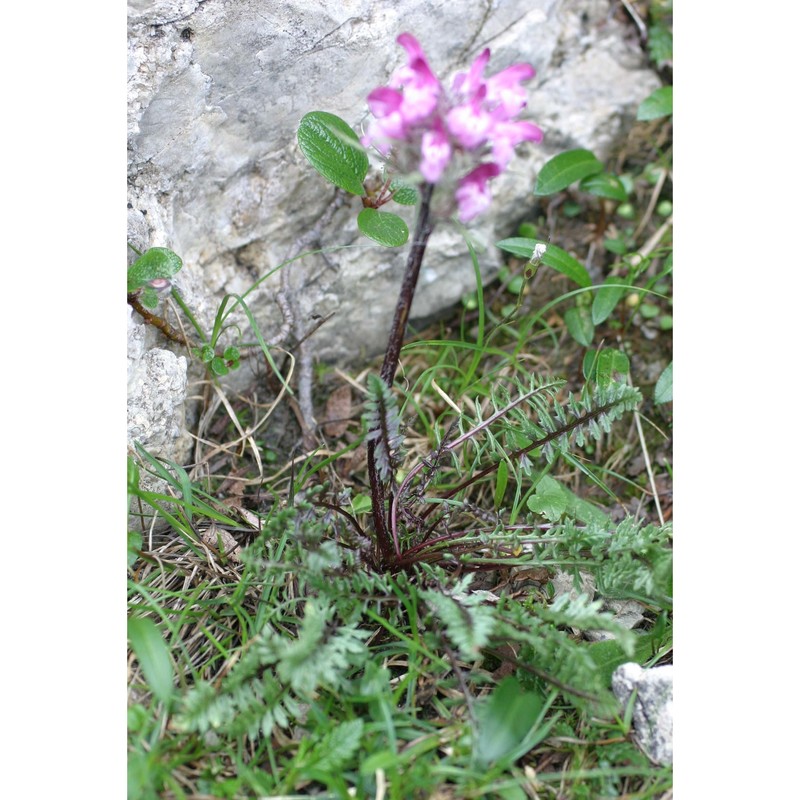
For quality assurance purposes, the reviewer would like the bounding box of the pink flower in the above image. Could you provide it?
[485,64,536,117]
[446,92,493,149]
[363,34,542,221]
[489,120,544,168]
[455,163,501,222]
[420,125,452,182]
[451,48,490,99]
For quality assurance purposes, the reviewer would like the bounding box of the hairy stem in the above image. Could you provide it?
[379,182,436,386]
[368,182,436,563]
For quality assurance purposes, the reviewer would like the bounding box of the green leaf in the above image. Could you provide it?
[564,305,594,347]
[390,180,419,205]
[534,149,603,195]
[494,460,509,510]
[579,172,628,202]
[198,345,214,363]
[587,633,657,686]
[128,616,174,707]
[127,247,182,292]
[495,238,591,288]
[357,208,409,247]
[637,86,673,121]
[527,475,567,521]
[302,719,364,776]
[138,287,159,309]
[297,111,369,195]
[654,361,673,404]
[128,529,142,569]
[592,276,630,324]
[210,356,229,376]
[350,494,372,515]
[594,349,630,388]
[474,677,547,768]
[648,24,673,68]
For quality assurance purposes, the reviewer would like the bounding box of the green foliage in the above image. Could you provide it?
[127,246,183,308]
[363,373,404,483]
[583,348,630,387]
[496,237,591,287]
[419,572,496,659]
[473,677,554,769]
[127,616,175,707]
[296,111,416,246]
[647,0,673,67]
[534,149,603,195]
[527,474,567,521]
[296,111,369,195]
[655,361,673,404]
[127,246,183,293]
[389,179,419,205]
[638,86,673,121]
[357,207,409,247]
[579,171,628,201]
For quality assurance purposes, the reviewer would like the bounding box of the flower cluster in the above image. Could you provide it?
[362,33,543,222]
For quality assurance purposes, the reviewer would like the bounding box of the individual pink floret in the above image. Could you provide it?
[455,163,502,222]
[420,126,452,183]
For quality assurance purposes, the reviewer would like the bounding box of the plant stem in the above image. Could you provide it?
[128,293,193,348]
[379,182,436,386]
[368,182,436,565]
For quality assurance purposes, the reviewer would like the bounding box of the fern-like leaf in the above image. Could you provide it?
[420,572,496,659]
[363,373,404,483]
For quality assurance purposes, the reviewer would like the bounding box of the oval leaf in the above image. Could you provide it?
[475,677,545,768]
[526,474,567,521]
[595,348,630,387]
[389,180,419,206]
[128,616,174,707]
[637,86,673,121]
[654,361,673,404]
[297,111,369,195]
[495,237,591,288]
[564,305,594,347]
[357,208,409,247]
[592,276,630,324]
[534,149,603,196]
[579,172,628,202]
[127,247,183,292]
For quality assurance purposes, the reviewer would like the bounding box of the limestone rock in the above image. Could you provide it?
[127,0,661,465]
[612,662,674,765]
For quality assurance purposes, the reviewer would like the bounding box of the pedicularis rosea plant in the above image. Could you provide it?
[298,34,640,570]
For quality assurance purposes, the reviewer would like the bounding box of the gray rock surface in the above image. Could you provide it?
[612,662,673,765]
[127,0,660,465]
